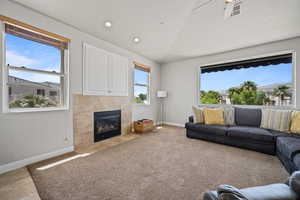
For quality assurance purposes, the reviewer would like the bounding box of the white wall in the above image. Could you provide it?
[161,37,300,126]
[0,0,160,173]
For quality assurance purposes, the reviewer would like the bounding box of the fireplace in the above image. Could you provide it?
[94,110,121,142]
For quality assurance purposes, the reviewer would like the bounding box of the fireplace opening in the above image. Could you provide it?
[94,110,121,142]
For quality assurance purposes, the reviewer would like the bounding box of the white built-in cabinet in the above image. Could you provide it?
[83,43,128,96]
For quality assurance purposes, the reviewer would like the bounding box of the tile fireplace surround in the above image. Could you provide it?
[73,94,132,150]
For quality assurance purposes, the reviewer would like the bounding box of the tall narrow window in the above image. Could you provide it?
[134,63,150,104]
[2,18,69,111]
[199,53,293,106]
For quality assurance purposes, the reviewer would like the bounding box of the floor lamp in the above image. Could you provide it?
[157,91,167,126]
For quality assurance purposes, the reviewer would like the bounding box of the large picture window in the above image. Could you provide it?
[2,20,69,111]
[199,53,293,106]
[133,63,150,104]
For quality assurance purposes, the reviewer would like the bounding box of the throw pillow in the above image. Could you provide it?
[203,107,225,125]
[192,106,204,123]
[260,109,292,132]
[224,107,235,126]
[217,185,249,200]
[291,111,300,134]
[289,171,300,195]
[235,107,262,127]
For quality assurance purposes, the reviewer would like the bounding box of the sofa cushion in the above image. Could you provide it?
[293,155,300,171]
[203,191,218,200]
[235,107,262,127]
[261,109,292,132]
[185,123,227,136]
[227,126,274,142]
[277,137,300,159]
[270,130,291,138]
[217,185,249,200]
[291,111,300,134]
[224,107,235,126]
[192,106,204,123]
[203,107,225,125]
[289,171,300,195]
[241,184,297,200]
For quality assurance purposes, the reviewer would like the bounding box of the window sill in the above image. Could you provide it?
[4,106,69,114]
[133,103,151,107]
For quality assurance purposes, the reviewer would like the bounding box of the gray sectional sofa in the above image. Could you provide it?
[185,107,300,174]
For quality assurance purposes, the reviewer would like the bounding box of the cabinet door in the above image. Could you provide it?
[83,44,109,95]
[108,54,128,96]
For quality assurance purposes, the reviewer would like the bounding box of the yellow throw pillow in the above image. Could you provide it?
[290,111,300,134]
[192,106,204,123]
[203,108,225,125]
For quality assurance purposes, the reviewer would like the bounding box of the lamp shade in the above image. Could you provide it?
[157,90,167,98]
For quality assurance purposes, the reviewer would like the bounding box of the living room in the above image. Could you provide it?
[0,0,300,200]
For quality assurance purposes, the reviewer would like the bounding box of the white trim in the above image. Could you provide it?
[0,146,74,175]
[8,106,69,113]
[2,28,70,113]
[163,122,185,127]
[198,50,296,108]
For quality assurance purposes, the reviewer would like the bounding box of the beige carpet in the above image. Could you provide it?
[29,126,288,200]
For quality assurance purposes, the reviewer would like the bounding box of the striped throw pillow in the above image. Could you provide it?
[192,106,204,123]
[260,109,292,132]
[224,107,235,126]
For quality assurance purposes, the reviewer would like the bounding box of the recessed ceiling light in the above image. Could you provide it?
[104,21,112,28]
[132,36,141,43]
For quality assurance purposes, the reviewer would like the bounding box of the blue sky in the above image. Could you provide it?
[134,69,148,97]
[201,63,292,92]
[6,34,61,83]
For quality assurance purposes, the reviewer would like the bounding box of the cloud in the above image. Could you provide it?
[6,50,38,67]
[9,70,60,84]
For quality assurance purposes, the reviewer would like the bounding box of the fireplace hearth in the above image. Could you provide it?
[94,110,121,142]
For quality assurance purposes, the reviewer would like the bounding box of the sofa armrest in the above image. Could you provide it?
[189,115,194,123]
[203,191,219,200]
[240,184,298,200]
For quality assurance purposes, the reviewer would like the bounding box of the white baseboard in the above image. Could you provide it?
[0,146,74,174]
[164,122,185,127]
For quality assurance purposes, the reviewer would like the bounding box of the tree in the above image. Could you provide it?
[134,93,147,104]
[201,90,221,104]
[255,91,267,105]
[273,85,290,105]
[228,81,258,105]
[241,81,257,91]
[138,93,147,101]
[10,95,57,108]
[228,87,240,103]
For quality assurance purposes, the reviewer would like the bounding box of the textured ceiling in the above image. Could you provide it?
[11,0,300,63]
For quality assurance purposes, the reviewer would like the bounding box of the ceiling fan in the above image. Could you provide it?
[224,0,242,19]
[192,0,242,18]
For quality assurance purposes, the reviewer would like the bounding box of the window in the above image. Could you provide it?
[2,18,69,111]
[134,63,150,104]
[49,91,58,96]
[199,53,293,106]
[36,89,45,96]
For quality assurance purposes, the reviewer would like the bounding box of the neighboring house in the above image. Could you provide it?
[218,83,292,106]
[257,83,293,106]
[8,75,60,104]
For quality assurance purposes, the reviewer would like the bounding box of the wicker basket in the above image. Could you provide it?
[134,119,154,133]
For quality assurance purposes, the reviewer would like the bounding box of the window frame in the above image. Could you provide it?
[133,64,151,105]
[197,50,297,109]
[1,22,70,113]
